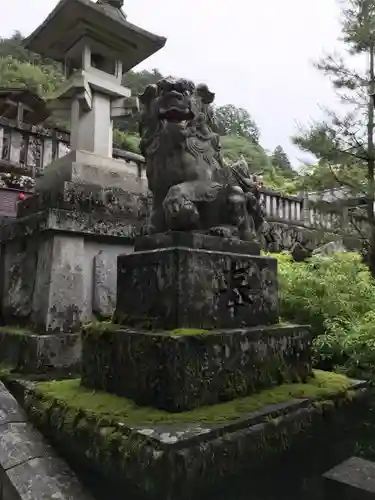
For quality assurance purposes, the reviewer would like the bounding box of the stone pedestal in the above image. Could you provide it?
[115,233,279,330]
[0,206,139,335]
[83,232,313,412]
[82,324,313,412]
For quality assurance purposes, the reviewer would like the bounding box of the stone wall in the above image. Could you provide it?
[0,211,136,331]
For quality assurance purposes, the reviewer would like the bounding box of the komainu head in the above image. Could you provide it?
[139,77,215,129]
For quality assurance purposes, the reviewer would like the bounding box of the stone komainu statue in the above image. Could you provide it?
[138,77,265,241]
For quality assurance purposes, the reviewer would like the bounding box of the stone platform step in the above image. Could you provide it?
[324,457,375,499]
[14,374,369,500]
[0,328,81,374]
[0,381,93,500]
[82,323,313,412]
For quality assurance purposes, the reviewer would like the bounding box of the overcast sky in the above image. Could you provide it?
[0,0,344,165]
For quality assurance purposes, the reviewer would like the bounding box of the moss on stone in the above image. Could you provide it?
[0,363,15,378]
[0,325,33,335]
[83,322,209,337]
[82,321,120,338]
[34,370,352,425]
[169,328,209,336]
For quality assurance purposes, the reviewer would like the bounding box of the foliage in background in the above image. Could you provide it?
[213,104,260,143]
[275,251,375,379]
[0,31,300,192]
[271,145,295,178]
[0,32,64,96]
[0,56,63,96]
[112,129,140,153]
[292,0,375,276]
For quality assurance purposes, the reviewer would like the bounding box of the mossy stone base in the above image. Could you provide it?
[0,328,81,373]
[18,372,368,500]
[82,323,313,412]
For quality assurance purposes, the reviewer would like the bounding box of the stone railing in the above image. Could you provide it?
[0,118,145,178]
[0,117,70,177]
[260,188,368,235]
[0,117,368,234]
[261,189,302,222]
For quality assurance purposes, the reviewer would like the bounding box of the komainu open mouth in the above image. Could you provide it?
[159,106,194,122]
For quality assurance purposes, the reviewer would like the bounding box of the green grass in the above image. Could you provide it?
[34,370,353,425]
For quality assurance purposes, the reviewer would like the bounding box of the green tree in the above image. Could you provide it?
[271,145,294,177]
[112,129,140,153]
[118,69,164,134]
[292,0,375,276]
[214,104,260,142]
[122,68,163,96]
[220,135,272,172]
[0,56,63,95]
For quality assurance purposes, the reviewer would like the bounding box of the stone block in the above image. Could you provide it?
[0,330,81,373]
[0,386,27,425]
[135,231,261,255]
[32,234,85,333]
[0,422,52,470]
[0,383,93,500]
[17,181,142,219]
[82,324,312,411]
[35,149,144,194]
[22,375,368,500]
[115,246,279,330]
[4,456,93,500]
[323,457,375,499]
[93,251,116,318]
[0,239,38,323]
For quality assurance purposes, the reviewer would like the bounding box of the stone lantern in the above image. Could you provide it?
[24,0,166,190]
[0,1,167,340]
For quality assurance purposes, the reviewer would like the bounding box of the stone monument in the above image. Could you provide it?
[0,0,166,372]
[82,77,313,413]
[1,10,365,500]
[78,78,319,496]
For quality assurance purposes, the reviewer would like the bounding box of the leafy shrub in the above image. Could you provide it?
[112,129,140,153]
[274,251,375,378]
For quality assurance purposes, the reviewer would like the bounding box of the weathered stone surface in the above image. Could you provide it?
[0,240,37,323]
[313,239,348,256]
[5,456,93,500]
[35,150,145,195]
[0,384,93,500]
[93,251,116,318]
[0,220,134,333]
[0,209,137,244]
[82,324,313,411]
[115,245,279,330]
[0,385,27,425]
[0,330,81,373]
[32,234,84,332]
[23,377,368,500]
[323,456,375,499]
[0,422,52,470]
[17,181,143,219]
[135,231,261,255]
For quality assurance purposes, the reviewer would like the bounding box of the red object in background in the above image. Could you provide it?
[18,193,25,201]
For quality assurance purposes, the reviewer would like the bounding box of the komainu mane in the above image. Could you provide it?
[138,77,265,241]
